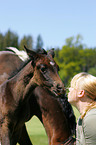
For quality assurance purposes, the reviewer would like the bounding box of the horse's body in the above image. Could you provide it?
[0,47,76,145]
[0,51,24,84]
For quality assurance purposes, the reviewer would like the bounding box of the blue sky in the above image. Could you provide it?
[0,0,96,49]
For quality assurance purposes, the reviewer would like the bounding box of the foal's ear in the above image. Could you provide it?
[48,48,55,58]
[24,45,38,60]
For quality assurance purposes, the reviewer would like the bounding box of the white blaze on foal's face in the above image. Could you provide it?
[50,61,55,66]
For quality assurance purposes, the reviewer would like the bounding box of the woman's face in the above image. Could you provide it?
[68,86,78,106]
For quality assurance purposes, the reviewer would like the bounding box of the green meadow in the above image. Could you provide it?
[25,116,48,145]
[25,107,80,145]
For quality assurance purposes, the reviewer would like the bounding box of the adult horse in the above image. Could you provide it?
[0,47,76,145]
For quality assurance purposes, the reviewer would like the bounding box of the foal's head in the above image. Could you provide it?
[24,46,65,96]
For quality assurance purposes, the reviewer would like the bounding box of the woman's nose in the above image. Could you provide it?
[69,87,72,92]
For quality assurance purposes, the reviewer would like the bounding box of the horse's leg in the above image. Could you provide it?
[0,119,11,145]
[1,136,10,145]
[1,129,10,145]
[18,124,32,145]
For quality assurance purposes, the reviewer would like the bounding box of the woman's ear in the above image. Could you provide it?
[78,90,85,98]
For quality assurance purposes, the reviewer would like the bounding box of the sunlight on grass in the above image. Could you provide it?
[25,116,48,145]
[72,106,80,121]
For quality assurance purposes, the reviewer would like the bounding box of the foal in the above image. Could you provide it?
[0,47,76,145]
[0,47,66,145]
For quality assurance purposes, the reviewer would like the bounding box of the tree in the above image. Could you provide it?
[0,33,4,50]
[3,30,19,48]
[55,46,81,85]
[54,35,96,86]
[65,34,84,49]
[88,66,96,76]
[36,35,43,49]
[19,35,33,50]
[65,36,74,47]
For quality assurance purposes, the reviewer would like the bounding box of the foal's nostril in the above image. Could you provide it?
[57,84,62,91]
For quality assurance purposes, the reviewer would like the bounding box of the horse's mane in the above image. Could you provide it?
[0,51,15,56]
[6,47,29,61]
[58,95,76,136]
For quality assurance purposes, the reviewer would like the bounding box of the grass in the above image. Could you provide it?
[72,106,80,121]
[24,107,80,145]
[25,116,48,145]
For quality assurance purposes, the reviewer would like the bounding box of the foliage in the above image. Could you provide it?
[0,30,42,50]
[19,35,33,50]
[0,30,19,50]
[88,66,96,76]
[36,34,43,50]
[0,33,4,50]
[54,35,96,86]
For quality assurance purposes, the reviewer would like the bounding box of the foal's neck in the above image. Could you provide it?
[42,99,71,144]
[34,87,71,145]
[7,62,36,102]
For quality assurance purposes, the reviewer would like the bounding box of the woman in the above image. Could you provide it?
[68,72,96,145]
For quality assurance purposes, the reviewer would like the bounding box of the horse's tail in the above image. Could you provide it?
[6,47,29,61]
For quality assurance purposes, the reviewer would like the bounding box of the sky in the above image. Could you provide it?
[0,0,96,49]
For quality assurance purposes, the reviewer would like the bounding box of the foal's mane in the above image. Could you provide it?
[58,95,76,136]
[8,59,31,80]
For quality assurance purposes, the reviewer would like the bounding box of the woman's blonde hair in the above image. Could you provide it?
[71,72,96,100]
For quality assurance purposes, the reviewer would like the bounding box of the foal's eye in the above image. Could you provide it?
[41,67,46,72]
[40,65,47,73]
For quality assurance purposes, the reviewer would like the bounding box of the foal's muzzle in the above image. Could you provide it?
[52,83,65,97]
